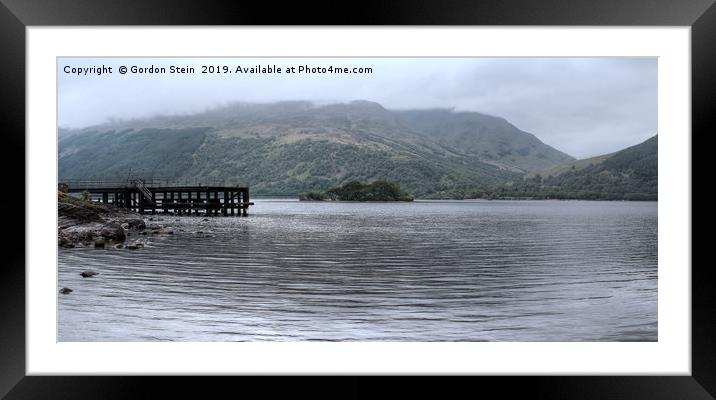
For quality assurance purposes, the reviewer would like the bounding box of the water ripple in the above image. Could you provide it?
[59,200,657,341]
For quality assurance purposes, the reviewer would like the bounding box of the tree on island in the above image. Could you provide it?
[298,191,327,201]
[300,180,413,202]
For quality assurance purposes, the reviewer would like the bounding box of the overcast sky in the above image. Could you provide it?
[58,57,656,159]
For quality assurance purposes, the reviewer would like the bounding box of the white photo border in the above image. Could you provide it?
[27,26,690,375]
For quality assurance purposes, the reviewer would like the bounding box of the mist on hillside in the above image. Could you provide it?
[58,57,657,158]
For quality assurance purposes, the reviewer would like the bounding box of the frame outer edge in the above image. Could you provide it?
[691,1,716,399]
[0,1,27,399]
[2,0,714,398]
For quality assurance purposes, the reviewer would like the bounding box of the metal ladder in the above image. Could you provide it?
[134,180,153,201]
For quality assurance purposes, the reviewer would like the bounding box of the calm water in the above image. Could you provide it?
[58,200,657,341]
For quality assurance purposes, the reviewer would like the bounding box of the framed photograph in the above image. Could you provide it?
[3,0,713,397]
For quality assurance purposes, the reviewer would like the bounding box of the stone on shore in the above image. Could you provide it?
[57,191,149,248]
[125,219,146,231]
[100,223,126,242]
[126,242,144,250]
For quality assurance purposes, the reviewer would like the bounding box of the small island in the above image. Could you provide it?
[299,181,414,202]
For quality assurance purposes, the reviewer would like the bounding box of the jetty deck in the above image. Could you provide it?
[59,179,253,216]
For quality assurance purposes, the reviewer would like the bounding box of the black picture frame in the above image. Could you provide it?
[2,0,713,398]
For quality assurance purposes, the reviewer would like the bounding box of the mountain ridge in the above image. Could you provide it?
[489,135,658,200]
[58,101,654,199]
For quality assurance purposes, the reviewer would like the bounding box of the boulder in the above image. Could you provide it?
[59,287,73,294]
[125,219,146,231]
[100,223,126,241]
[58,226,96,247]
[81,271,99,278]
[126,242,144,250]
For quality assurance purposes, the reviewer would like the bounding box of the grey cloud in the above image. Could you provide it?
[58,57,656,159]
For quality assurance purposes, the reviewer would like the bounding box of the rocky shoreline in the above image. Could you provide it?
[58,191,173,250]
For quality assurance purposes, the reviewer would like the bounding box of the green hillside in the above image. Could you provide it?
[396,109,574,172]
[59,127,209,179]
[59,101,573,197]
[57,101,657,200]
[528,152,614,178]
[187,135,514,196]
[489,135,658,200]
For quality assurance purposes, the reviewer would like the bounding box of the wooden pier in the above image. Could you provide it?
[59,179,254,216]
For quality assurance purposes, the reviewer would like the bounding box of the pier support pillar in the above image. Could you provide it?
[242,188,249,216]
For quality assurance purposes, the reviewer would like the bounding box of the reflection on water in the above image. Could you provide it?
[59,200,657,341]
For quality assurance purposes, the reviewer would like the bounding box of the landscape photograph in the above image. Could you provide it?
[57,57,657,341]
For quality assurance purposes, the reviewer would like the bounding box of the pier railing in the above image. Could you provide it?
[60,178,247,190]
[59,177,252,216]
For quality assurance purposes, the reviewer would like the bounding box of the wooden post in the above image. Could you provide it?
[178,191,183,215]
[214,191,219,215]
[230,190,235,215]
[195,192,200,215]
[206,190,210,215]
[135,192,141,214]
[242,188,249,216]
[222,191,228,215]
[239,190,243,216]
